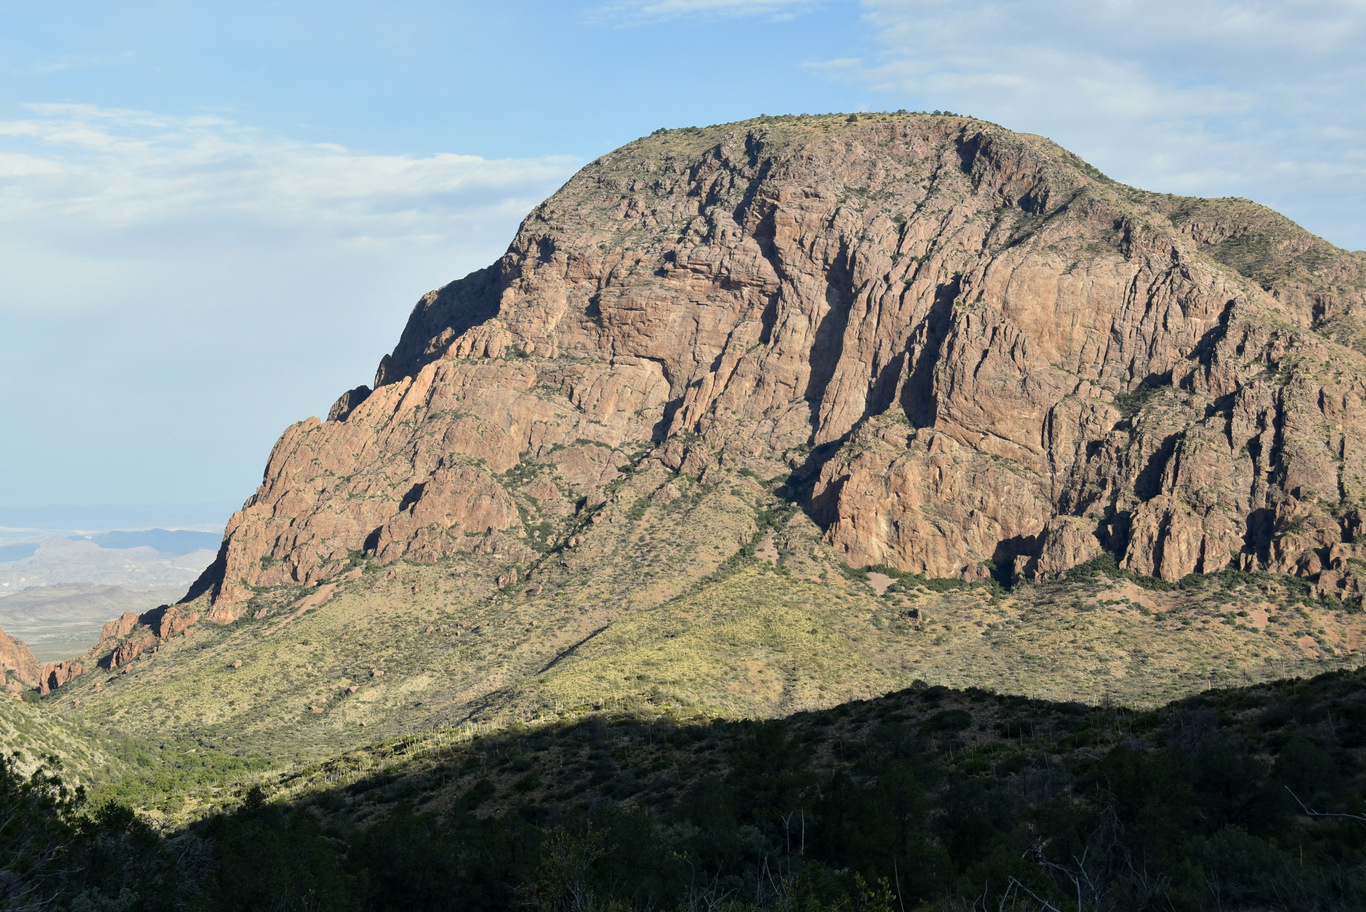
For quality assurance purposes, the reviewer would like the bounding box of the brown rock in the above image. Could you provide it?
[184,114,1366,605]
[110,634,156,670]
[100,612,140,643]
[1121,495,1240,582]
[38,660,84,695]
[1030,517,1104,580]
[139,605,200,639]
[0,625,40,689]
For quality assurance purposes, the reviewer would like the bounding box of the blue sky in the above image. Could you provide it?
[3,0,1365,532]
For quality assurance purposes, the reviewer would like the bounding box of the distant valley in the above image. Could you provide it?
[0,529,216,660]
[0,582,188,662]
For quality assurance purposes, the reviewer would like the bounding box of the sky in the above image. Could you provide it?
[2,0,1364,533]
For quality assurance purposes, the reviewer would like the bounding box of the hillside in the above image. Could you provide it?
[0,686,114,782]
[30,111,1366,791]
[9,665,1366,910]
[45,483,1366,782]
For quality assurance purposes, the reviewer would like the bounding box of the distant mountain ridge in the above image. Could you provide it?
[0,543,38,562]
[0,583,187,663]
[0,534,217,663]
[73,529,222,557]
[0,536,215,593]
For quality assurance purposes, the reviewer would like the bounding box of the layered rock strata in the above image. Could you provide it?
[180,113,1366,619]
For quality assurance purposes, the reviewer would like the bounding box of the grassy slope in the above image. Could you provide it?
[0,693,115,785]
[216,661,1365,912]
[272,661,1366,830]
[36,461,1362,818]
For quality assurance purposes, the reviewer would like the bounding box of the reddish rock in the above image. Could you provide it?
[110,636,155,670]
[100,612,140,643]
[140,605,199,639]
[0,625,40,689]
[1029,517,1104,581]
[38,660,84,695]
[179,114,1366,607]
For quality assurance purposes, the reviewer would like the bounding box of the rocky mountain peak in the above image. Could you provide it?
[187,113,1366,616]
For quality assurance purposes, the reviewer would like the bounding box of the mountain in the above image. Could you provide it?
[8,112,1366,912]
[197,112,1366,611]
[40,113,1366,773]
[76,529,222,558]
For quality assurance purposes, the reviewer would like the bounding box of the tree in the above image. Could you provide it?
[0,752,81,911]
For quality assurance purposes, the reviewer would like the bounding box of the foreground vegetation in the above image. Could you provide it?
[6,664,1365,911]
[10,471,1363,908]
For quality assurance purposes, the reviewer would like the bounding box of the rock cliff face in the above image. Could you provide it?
[38,659,84,695]
[0,624,40,691]
[191,113,1366,615]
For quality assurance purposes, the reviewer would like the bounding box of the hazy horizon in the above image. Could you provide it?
[0,505,233,537]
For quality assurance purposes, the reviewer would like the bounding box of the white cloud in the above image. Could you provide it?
[843,0,1366,249]
[10,50,137,77]
[0,104,582,508]
[0,104,577,266]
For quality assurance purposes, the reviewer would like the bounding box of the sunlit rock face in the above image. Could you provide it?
[0,624,40,691]
[192,114,1366,613]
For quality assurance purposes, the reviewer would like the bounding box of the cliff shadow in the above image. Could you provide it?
[900,275,959,428]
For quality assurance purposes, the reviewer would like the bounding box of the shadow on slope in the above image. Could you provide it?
[26,666,1366,911]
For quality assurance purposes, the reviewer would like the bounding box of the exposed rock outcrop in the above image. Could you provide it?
[181,113,1366,610]
[0,624,40,691]
[38,660,83,695]
[36,604,200,694]
[101,612,140,643]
